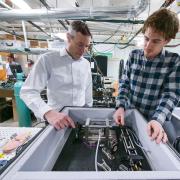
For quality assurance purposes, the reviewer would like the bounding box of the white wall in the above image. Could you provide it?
[94,44,135,80]
[165,46,180,54]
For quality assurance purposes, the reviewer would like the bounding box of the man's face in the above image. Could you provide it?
[67,32,91,60]
[143,27,170,59]
[7,56,13,63]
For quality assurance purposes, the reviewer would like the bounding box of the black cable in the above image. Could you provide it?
[32,120,46,127]
[86,52,104,76]
[160,0,175,8]
[119,59,124,80]
[173,137,180,152]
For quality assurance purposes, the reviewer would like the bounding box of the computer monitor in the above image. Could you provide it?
[85,55,107,76]
[9,64,23,78]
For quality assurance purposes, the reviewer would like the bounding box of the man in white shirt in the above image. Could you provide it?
[20,21,93,130]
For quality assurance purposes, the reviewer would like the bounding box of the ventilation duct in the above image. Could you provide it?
[0,0,148,21]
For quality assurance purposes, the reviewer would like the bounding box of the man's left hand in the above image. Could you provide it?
[147,120,168,144]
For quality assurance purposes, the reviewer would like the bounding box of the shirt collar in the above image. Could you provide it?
[59,48,83,61]
[159,49,165,58]
[140,49,165,61]
[60,48,68,57]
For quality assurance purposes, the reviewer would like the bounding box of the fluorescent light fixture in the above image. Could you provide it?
[11,0,31,10]
[54,33,67,41]
[33,22,46,26]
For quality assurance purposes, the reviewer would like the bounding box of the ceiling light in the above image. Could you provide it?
[10,0,31,10]
[53,33,67,41]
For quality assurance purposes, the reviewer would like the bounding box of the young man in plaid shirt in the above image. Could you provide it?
[114,8,180,144]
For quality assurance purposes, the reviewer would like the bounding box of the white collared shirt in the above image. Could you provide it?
[20,48,93,119]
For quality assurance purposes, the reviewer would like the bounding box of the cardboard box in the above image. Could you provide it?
[30,40,39,48]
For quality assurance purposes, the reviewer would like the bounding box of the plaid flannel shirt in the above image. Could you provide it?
[117,49,180,125]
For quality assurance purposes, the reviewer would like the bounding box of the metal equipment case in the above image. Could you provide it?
[1,107,180,180]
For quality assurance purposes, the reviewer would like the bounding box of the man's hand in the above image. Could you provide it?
[113,107,125,125]
[44,110,75,130]
[147,120,168,144]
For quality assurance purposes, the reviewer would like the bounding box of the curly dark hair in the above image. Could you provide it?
[142,8,179,40]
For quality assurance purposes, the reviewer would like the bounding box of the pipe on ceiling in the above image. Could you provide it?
[0,1,51,38]
[39,0,68,30]
[0,0,148,21]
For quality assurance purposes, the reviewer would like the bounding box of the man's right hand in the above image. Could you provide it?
[113,107,125,125]
[44,110,75,130]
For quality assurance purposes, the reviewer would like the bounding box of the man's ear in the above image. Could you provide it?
[165,38,171,45]
[66,33,71,43]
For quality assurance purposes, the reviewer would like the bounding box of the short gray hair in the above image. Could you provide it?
[68,21,92,38]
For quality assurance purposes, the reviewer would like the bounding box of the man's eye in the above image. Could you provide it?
[153,41,160,44]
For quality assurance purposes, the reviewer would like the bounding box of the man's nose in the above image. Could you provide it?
[145,41,153,49]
